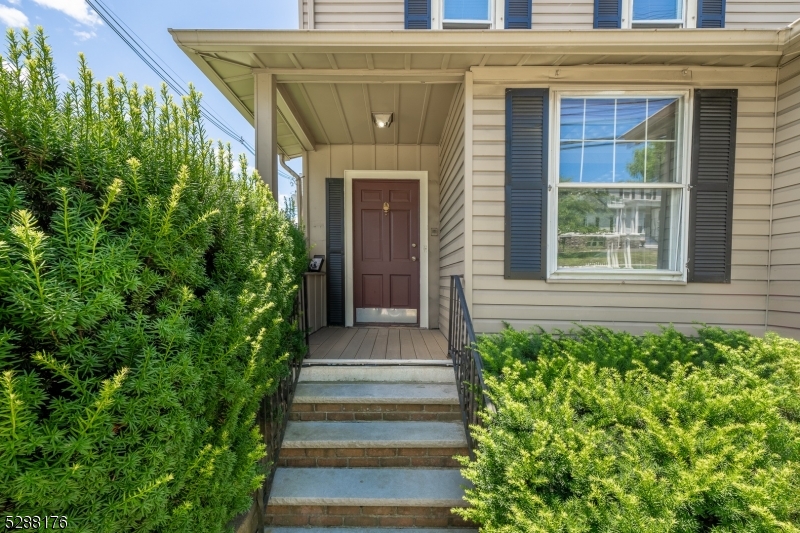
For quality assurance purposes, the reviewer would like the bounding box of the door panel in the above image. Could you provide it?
[390,210,411,260]
[353,179,420,325]
[361,274,383,307]
[390,275,410,307]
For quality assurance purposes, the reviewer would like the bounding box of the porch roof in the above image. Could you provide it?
[169,27,800,158]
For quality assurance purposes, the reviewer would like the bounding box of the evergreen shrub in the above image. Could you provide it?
[0,29,307,531]
[458,325,800,532]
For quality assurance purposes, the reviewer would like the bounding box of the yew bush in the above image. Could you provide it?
[0,29,306,531]
[459,326,800,532]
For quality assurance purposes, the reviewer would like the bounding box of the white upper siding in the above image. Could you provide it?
[300,0,797,30]
[467,67,776,337]
[726,0,800,29]
[532,0,595,29]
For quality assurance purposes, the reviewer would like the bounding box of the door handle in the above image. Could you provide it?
[412,256,417,262]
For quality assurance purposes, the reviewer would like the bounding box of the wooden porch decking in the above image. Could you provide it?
[307,327,449,360]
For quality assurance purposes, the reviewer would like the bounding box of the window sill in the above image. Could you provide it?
[547,271,687,285]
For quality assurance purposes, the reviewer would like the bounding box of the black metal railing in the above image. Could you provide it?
[448,275,494,458]
[230,274,309,532]
[258,273,309,503]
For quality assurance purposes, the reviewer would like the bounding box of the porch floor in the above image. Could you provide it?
[308,327,449,360]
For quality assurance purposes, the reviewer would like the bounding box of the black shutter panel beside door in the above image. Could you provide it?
[689,89,737,283]
[594,0,622,28]
[697,0,726,28]
[405,0,431,29]
[505,89,549,280]
[326,178,346,325]
[506,0,532,29]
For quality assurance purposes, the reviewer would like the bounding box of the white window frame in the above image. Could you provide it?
[621,0,698,28]
[547,89,694,283]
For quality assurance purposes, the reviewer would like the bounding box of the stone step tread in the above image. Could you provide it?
[282,421,468,448]
[269,468,469,507]
[293,382,459,405]
[300,365,455,384]
[266,529,477,533]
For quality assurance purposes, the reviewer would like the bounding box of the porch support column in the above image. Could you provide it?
[255,72,279,196]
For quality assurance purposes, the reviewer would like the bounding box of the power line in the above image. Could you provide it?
[85,0,255,155]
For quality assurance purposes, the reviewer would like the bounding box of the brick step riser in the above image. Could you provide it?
[265,505,475,528]
[290,403,461,422]
[278,447,469,468]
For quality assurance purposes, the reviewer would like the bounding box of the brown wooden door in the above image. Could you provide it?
[353,180,420,325]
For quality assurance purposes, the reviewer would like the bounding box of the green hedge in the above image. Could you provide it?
[0,29,307,531]
[457,325,800,532]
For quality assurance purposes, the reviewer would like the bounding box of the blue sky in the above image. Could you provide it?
[0,0,300,204]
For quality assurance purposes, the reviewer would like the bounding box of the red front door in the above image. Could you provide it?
[353,180,420,325]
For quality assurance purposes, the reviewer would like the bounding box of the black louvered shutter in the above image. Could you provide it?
[405,0,430,29]
[326,178,346,325]
[697,0,725,28]
[688,89,737,283]
[594,0,622,28]
[506,0,532,29]
[505,89,548,280]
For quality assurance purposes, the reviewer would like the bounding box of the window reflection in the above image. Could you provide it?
[559,97,679,183]
[444,0,490,21]
[557,189,682,271]
[633,0,682,21]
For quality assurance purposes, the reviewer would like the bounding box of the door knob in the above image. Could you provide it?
[412,256,417,262]
[412,243,416,248]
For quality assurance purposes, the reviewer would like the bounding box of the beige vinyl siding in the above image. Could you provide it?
[726,1,799,29]
[438,84,466,334]
[532,0,594,29]
[769,56,800,338]
[468,68,775,336]
[306,144,441,328]
[302,0,405,29]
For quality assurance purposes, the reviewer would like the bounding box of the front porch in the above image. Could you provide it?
[308,326,448,360]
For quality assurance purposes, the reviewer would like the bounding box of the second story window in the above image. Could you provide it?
[631,0,685,27]
[443,0,492,28]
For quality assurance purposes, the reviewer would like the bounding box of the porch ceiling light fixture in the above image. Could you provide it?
[372,112,393,128]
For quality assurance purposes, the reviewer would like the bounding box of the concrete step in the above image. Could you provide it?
[264,526,478,533]
[293,382,459,405]
[300,364,455,384]
[283,421,467,449]
[269,468,469,507]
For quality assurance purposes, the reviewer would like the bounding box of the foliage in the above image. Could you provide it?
[457,325,800,532]
[557,189,610,234]
[0,28,307,531]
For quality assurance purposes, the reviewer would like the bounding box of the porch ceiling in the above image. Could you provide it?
[170,28,799,158]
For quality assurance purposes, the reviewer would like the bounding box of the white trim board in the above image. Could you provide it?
[344,170,430,329]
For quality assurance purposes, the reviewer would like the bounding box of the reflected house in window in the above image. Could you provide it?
[557,98,681,270]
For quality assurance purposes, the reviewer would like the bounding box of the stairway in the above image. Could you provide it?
[265,362,476,532]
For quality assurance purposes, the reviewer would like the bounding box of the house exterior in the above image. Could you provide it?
[171,0,800,340]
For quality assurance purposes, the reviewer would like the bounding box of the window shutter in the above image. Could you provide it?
[689,89,737,283]
[405,0,431,29]
[326,178,346,325]
[594,0,622,28]
[506,0,532,29]
[697,0,725,28]
[505,89,548,280]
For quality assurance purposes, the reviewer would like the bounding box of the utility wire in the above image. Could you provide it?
[85,0,255,155]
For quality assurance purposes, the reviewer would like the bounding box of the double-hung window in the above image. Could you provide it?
[443,0,492,28]
[551,92,690,280]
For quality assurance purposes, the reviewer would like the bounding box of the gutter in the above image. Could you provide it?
[280,155,304,228]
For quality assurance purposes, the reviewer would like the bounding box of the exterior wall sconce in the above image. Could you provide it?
[372,112,393,128]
